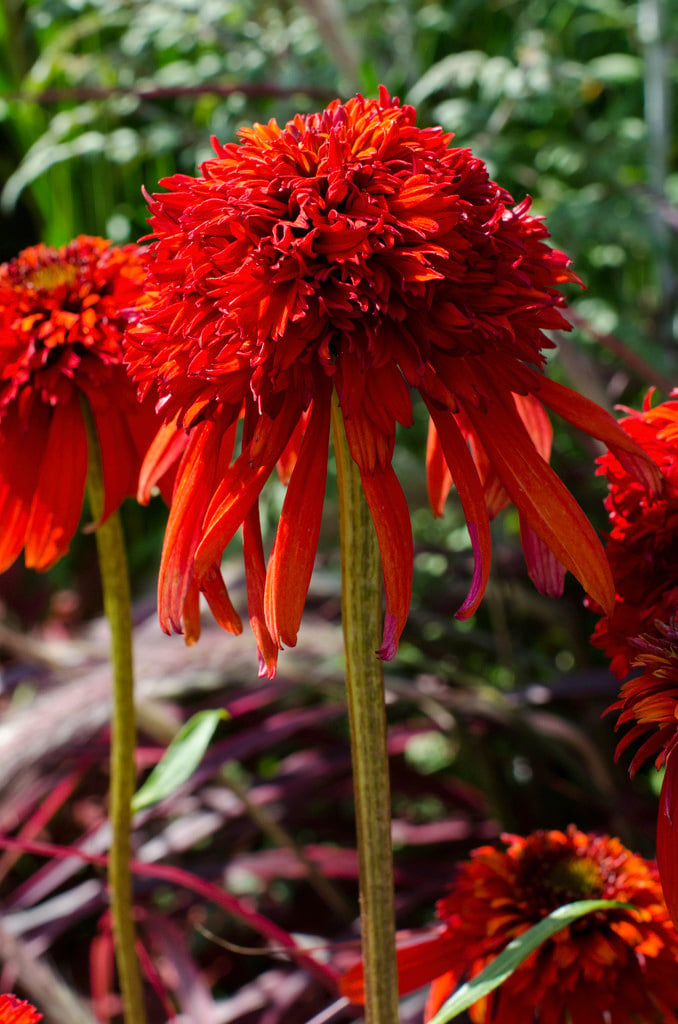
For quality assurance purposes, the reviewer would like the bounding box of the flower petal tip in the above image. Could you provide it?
[377,612,398,661]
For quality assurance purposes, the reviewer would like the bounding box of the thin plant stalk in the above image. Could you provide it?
[83,403,146,1024]
[330,394,399,1024]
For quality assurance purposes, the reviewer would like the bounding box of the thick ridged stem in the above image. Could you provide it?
[331,394,399,1024]
[83,404,146,1024]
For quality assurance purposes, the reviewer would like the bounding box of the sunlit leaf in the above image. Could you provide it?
[132,708,228,812]
[428,900,632,1023]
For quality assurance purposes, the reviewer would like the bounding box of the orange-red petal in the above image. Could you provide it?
[462,386,616,614]
[158,419,236,636]
[138,418,189,505]
[0,404,46,572]
[242,505,279,678]
[359,462,413,659]
[425,401,492,619]
[532,373,662,495]
[426,418,453,518]
[195,401,301,578]
[24,394,87,570]
[264,386,332,650]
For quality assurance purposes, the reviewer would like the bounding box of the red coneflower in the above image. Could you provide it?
[0,994,42,1024]
[0,236,160,573]
[125,87,657,675]
[590,392,678,679]
[341,826,678,1023]
[608,620,678,929]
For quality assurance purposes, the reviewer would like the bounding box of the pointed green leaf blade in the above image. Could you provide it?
[428,899,633,1024]
[131,708,228,812]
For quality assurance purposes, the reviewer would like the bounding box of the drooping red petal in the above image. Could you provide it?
[264,386,332,650]
[339,926,458,1004]
[137,418,189,504]
[85,396,140,528]
[513,391,553,461]
[158,419,236,637]
[425,401,492,619]
[194,400,301,578]
[24,394,88,570]
[519,516,566,597]
[426,418,453,517]
[242,506,279,678]
[462,388,616,614]
[0,404,46,572]
[530,372,662,495]
[657,749,678,927]
[359,462,413,659]
[276,407,310,486]
[200,564,243,636]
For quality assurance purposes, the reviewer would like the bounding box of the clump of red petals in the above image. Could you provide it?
[126,87,658,675]
[590,391,678,679]
[0,994,42,1024]
[341,826,678,1024]
[0,236,161,572]
[606,620,678,930]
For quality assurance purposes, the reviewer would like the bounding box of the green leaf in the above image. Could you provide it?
[427,899,633,1024]
[131,709,228,813]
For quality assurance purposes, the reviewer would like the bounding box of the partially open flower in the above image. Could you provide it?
[0,236,161,572]
[0,994,42,1024]
[340,826,678,1023]
[126,87,658,675]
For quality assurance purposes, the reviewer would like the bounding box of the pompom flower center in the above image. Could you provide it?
[545,855,604,901]
[22,261,80,292]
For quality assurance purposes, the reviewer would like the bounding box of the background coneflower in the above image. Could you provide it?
[0,235,161,573]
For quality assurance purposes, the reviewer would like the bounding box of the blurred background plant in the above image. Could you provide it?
[0,0,677,1021]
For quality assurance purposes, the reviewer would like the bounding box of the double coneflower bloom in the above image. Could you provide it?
[125,87,657,676]
[0,236,160,573]
[341,826,678,1023]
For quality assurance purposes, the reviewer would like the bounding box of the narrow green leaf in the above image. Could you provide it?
[131,709,228,812]
[428,899,633,1024]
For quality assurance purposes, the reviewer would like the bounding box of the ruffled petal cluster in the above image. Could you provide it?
[590,392,678,678]
[0,995,41,1024]
[341,826,678,1024]
[0,236,161,572]
[126,87,658,675]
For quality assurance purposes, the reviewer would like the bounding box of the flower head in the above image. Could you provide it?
[0,236,160,572]
[0,995,42,1024]
[126,87,657,675]
[341,826,678,1024]
[590,392,678,679]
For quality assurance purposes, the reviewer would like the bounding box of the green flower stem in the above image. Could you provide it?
[83,404,146,1024]
[331,395,399,1024]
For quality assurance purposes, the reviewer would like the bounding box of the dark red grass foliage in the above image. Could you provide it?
[0,545,660,1024]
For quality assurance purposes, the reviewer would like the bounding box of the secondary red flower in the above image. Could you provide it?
[590,392,678,679]
[0,236,160,573]
[340,826,678,1024]
[126,87,657,675]
[608,620,678,929]
[0,994,42,1024]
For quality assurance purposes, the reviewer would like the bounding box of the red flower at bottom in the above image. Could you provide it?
[340,827,678,1023]
[0,995,41,1024]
